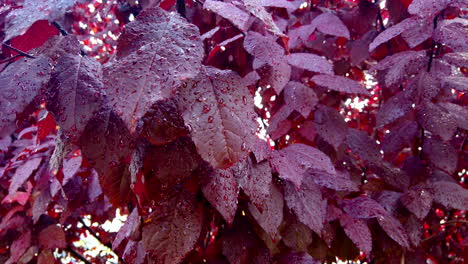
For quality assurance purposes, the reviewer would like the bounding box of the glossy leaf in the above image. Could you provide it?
[310,13,350,39]
[311,75,369,95]
[283,81,318,117]
[203,0,251,32]
[287,53,334,75]
[339,213,372,255]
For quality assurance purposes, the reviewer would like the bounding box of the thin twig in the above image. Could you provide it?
[52,21,68,36]
[427,14,441,72]
[78,218,126,264]
[2,43,35,58]
[67,246,93,264]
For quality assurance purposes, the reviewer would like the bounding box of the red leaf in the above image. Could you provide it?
[201,168,239,225]
[339,213,372,255]
[10,20,59,53]
[0,56,52,137]
[310,13,350,39]
[106,7,203,132]
[39,225,66,249]
[314,105,348,149]
[430,181,468,210]
[142,191,203,263]
[311,74,369,95]
[287,53,334,75]
[270,143,336,188]
[284,177,326,234]
[178,67,258,169]
[203,0,251,32]
[283,81,318,117]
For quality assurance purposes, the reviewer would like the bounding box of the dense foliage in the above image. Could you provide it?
[0,0,467,263]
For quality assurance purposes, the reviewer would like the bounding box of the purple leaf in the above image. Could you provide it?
[311,74,369,95]
[308,169,358,192]
[442,52,468,68]
[137,99,188,146]
[47,55,106,141]
[342,197,387,219]
[376,92,412,127]
[0,56,52,137]
[270,143,336,187]
[401,19,433,48]
[287,53,334,75]
[400,184,433,220]
[264,61,292,94]
[314,105,348,149]
[244,31,285,69]
[9,158,42,196]
[345,128,381,164]
[262,0,297,11]
[79,110,133,206]
[405,215,423,247]
[369,17,420,52]
[382,121,419,158]
[284,177,326,234]
[0,136,11,151]
[87,170,102,202]
[105,7,203,132]
[39,225,66,249]
[326,205,343,221]
[430,181,468,210]
[438,102,468,130]
[433,19,468,52]
[203,0,251,32]
[408,0,451,17]
[231,158,273,211]
[417,101,457,141]
[350,30,378,66]
[407,72,441,102]
[370,50,427,87]
[275,251,320,264]
[288,24,316,49]
[298,121,317,142]
[201,168,239,225]
[4,0,80,40]
[423,137,458,174]
[252,138,272,162]
[283,81,318,117]
[33,189,52,223]
[34,35,82,62]
[5,231,31,264]
[243,0,285,36]
[377,214,410,248]
[339,213,372,255]
[178,67,258,169]
[248,184,284,238]
[243,71,261,87]
[442,76,468,92]
[267,105,293,140]
[61,155,82,186]
[142,191,203,263]
[372,162,410,191]
[113,208,140,250]
[310,12,350,39]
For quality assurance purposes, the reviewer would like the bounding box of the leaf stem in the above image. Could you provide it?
[52,21,68,36]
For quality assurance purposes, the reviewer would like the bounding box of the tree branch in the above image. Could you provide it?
[2,43,35,58]
[177,0,186,18]
[52,21,68,36]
